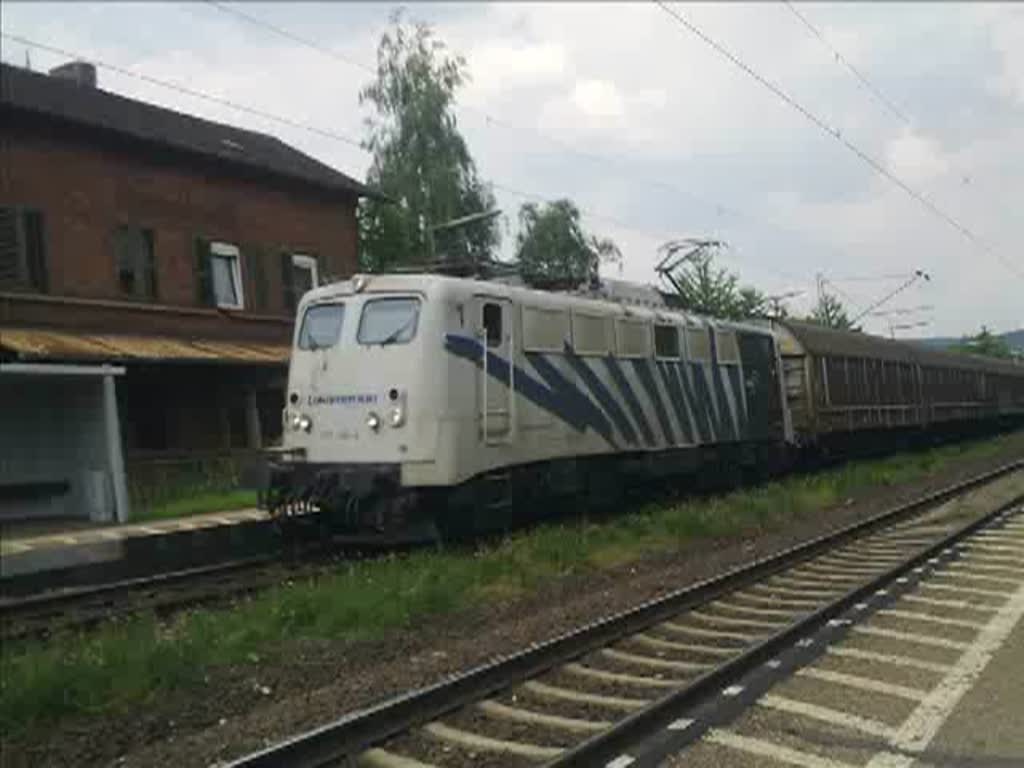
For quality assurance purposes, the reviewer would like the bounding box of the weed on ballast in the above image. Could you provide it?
[2,429,1022,735]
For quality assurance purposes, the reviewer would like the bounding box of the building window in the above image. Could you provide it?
[210,241,244,309]
[282,252,319,313]
[0,206,47,293]
[114,225,156,300]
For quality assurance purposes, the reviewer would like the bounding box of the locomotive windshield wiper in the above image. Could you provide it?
[380,314,416,345]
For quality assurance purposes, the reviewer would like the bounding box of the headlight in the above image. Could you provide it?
[366,412,381,431]
[290,414,302,431]
[298,415,312,433]
[389,406,405,427]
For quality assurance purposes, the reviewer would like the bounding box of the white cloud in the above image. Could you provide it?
[988,7,1024,105]
[571,78,625,118]
[884,129,950,185]
[467,41,567,94]
[3,1,1023,335]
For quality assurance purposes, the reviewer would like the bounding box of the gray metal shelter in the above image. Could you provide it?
[0,363,129,523]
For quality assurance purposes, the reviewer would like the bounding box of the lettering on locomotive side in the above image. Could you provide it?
[307,393,379,406]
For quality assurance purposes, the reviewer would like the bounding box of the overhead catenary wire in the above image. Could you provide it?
[781,0,911,126]
[0,34,365,152]
[1,31,717,278]
[653,1,1024,282]
[198,0,859,284]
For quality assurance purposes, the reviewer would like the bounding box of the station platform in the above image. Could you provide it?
[0,507,267,555]
[0,507,272,586]
[664,510,1024,768]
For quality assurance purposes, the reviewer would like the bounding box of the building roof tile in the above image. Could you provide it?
[0,62,375,199]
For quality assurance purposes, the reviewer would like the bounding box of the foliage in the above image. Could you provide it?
[660,245,769,320]
[358,10,498,271]
[514,199,621,286]
[951,326,1015,360]
[136,491,258,522]
[5,430,1022,735]
[809,290,852,330]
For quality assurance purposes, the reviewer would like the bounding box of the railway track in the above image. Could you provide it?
[0,553,317,641]
[223,460,1024,768]
[0,527,428,641]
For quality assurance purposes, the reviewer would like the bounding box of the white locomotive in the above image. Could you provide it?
[264,272,789,538]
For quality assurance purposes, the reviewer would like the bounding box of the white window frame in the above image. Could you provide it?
[210,241,244,310]
[292,253,319,289]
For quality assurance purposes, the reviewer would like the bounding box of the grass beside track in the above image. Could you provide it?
[134,490,258,522]
[2,431,1023,736]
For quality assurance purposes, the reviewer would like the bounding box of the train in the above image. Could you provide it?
[259,272,1024,539]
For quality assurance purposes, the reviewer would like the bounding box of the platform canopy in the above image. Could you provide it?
[0,327,290,365]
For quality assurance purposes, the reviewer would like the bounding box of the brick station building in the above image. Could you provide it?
[0,61,374,522]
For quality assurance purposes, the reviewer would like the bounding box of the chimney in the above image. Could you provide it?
[48,60,97,88]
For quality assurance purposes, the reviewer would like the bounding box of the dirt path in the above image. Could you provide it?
[9,434,1024,768]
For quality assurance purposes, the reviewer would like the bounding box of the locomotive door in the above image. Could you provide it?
[476,296,513,443]
[737,332,784,441]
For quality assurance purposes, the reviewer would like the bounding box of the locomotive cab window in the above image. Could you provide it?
[686,327,711,363]
[298,303,345,350]
[654,324,680,359]
[483,302,502,348]
[358,297,421,345]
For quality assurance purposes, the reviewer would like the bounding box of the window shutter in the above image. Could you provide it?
[0,207,21,288]
[281,251,296,314]
[23,210,48,293]
[246,245,269,312]
[143,229,157,299]
[194,237,213,306]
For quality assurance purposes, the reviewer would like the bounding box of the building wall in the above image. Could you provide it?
[0,126,362,471]
[0,130,359,327]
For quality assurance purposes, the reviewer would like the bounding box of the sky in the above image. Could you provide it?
[2,2,1022,338]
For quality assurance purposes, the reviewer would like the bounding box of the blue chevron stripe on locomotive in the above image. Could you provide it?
[443,333,750,448]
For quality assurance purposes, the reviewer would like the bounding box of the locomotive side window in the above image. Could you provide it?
[358,297,421,345]
[686,327,711,363]
[572,312,610,355]
[523,306,569,352]
[654,324,680,359]
[298,303,345,350]
[483,302,502,348]
[715,330,741,364]
[616,318,650,358]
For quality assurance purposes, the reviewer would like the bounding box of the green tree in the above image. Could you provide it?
[358,10,498,271]
[515,199,621,287]
[952,326,1013,359]
[808,291,852,330]
[659,243,768,320]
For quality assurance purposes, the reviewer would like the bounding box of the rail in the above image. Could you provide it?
[224,459,1024,768]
